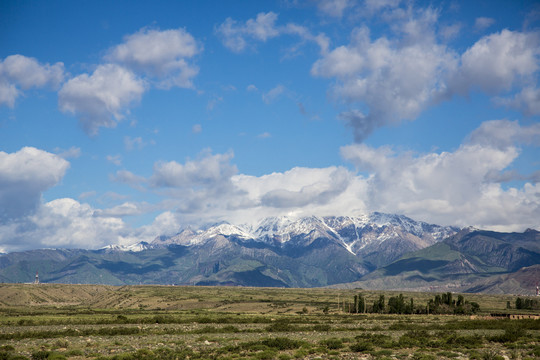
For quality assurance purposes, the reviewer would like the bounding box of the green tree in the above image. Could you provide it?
[388,294,406,314]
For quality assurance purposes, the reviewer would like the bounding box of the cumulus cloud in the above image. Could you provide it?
[3,120,538,252]
[312,10,457,141]
[105,27,201,89]
[227,166,367,224]
[0,198,134,252]
[93,201,151,218]
[0,55,64,107]
[316,0,354,18]
[450,29,540,95]
[150,150,237,188]
[495,86,540,116]
[0,147,69,223]
[467,120,540,149]
[216,12,280,52]
[311,5,540,142]
[102,121,540,231]
[216,12,329,54]
[58,64,146,135]
[259,167,351,208]
[340,120,540,230]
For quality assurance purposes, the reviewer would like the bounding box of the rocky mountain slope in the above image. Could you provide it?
[344,227,540,294]
[0,213,458,287]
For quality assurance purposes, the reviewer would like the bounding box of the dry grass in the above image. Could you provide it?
[0,284,538,359]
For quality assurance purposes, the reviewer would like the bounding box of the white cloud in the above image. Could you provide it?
[474,17,495,31]
[150,150,237,189]
[227,166,367,224]
[257,132,272,139]
[106,154,122,166]
[192,124,202,134]
[247,84,258,92]
[105,27,201,89]
[110,170,147,188]
[0,55,64,107]
[467,119,540,149]
[55,146,81,159]
[207,96,223,110]
[216,12,280,52]
[311,5,540,142]
[0,81,18,108]
[124,136,145,151]
[3,120,538,252]
[450,29,540,95]
[340,121,540,230]
[79,191,97,200]
[364,0,400,13]
[0,147,69,223]
[216,12,329,54]
[495,86,540,116]
[58,64,146,135]
[262,84,286,104]
[440,23,461,41]
[100,120,540,231]
[0,198,133,251]
[312,11,457,141]
[316,0,354,18]
[93,201,150,218]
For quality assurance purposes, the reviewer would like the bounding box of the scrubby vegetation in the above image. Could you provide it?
[0,284,538,359]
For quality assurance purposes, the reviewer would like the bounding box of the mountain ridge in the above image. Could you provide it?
[1,213,537,294]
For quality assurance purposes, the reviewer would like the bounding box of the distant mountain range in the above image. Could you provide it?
[1,213,538,294]
[338,227,540,294]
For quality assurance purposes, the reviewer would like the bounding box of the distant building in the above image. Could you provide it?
[34,271,39,285]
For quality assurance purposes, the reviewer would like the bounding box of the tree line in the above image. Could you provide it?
[346,292,480,315]
[508,297,539,310]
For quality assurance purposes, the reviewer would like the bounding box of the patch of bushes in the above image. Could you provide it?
[261,338,304,350]
[30,351,66,360]
[488,326,527,343]
[265,320,299,332]
[398,329,431,348]
[318,338,343,350]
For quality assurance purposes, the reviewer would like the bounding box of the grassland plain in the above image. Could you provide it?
[0,284,539,360]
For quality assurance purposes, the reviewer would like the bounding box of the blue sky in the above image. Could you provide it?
[1,0,539,252]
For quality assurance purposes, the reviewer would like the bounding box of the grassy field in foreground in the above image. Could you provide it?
[0,284,539,359]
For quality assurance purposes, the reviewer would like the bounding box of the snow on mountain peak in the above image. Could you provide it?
[140,213,460,254]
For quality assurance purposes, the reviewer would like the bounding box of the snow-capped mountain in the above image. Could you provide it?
[148,213,459,267]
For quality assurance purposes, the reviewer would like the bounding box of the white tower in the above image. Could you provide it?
[34,271,39,285]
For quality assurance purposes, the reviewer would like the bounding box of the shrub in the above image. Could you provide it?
[489,326,526,343]
[261,338,304,350]
[312,324,331,332]
[254,349,277,360]
[398,330,430,348]
[31,352,66,360]
[349,341,373,352]
[319,338,343,350]
[265,321,298,332]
